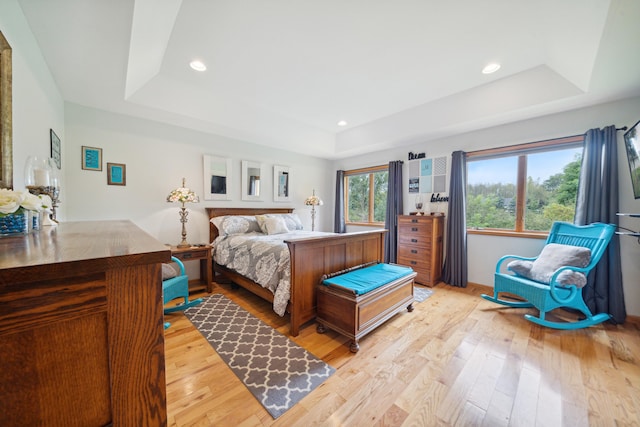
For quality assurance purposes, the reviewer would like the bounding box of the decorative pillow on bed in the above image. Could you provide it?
[211,215,262,236]
[256,215,290,235]
[507,243,591,287]
[162,263,178,280]
[272,213,304,231]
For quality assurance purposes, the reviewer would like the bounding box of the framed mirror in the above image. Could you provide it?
[273,165,291,202]
[0,32,12,189]
[241,160,264,201]
[203,155,232,200]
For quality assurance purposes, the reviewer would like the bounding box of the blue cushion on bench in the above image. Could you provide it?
[322,263,414,295]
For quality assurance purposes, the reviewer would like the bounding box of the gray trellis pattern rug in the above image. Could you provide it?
[184,294,335,418]
[414,285,434,303]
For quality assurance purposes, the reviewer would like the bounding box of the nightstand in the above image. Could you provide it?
[170,245,213,293]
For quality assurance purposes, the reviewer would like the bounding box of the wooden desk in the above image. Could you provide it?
[170,245,213,293]
[0,221,170,426]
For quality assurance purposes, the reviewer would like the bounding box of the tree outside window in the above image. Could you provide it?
[345,166,388,225]
[467,136,583,233]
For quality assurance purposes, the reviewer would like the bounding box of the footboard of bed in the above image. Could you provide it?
[286,229,386,336]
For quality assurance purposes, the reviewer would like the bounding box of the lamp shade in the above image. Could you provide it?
[167,178,199,204]
[304,189,323,206]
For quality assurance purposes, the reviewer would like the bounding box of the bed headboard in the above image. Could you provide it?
[206,207,294,243]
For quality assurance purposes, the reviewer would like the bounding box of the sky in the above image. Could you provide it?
[467,147,582,185]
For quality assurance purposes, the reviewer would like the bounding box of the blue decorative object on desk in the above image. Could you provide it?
[0,211,29,236]
[30,210,41,232]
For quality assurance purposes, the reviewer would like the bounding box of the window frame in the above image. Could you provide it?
[344,164,388,226]
[466,135,584,238]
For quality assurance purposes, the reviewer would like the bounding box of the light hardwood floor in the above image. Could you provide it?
[164,282,640,426]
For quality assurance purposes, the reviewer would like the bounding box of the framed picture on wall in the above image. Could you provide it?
[50,129,61,169]
[203,155,232,200]
[81,146,102,171]
[273,165,291,202]
[107,162,126,186]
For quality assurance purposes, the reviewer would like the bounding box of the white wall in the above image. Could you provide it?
[4,0,639,317]
[63,104,334,246]
[0,0,65,191]
[335,96,640,317]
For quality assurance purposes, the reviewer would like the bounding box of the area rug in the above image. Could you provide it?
[414,285,433,303]
[184,294,335,418]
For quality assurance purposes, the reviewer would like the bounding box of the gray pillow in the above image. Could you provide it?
[211,215,262,236]
[507,243,591,288]
[162,263,178,280]
[262,213,304,231]
[260,216,290,235]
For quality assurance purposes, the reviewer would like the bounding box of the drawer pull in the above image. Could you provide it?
[411,239,418,243]
[411,219,418,223]
[182,253,192,259]
[411,227,418,232]
[410,261,417,265]
[411,249,418,254]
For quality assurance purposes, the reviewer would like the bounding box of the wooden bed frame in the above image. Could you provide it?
[206,207,387,336]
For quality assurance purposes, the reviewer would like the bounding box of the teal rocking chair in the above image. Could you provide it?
[163,256,202,328]
[481,221,616,330]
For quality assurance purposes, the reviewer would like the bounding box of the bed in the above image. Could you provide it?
[207,207,387,336]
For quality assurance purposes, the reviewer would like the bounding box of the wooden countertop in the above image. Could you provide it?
[0,220,171,284]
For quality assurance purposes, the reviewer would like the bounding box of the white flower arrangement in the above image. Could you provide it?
[0,189,51,216]
[0,189,24,215]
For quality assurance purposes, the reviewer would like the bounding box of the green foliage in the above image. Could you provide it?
[549,156,581,205]
[347,170,388,223]
[466,193,515,229]
[347,175,369,222]
[467,153,581,231]
[373,171,388,222]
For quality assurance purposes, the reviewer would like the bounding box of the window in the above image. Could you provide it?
[345,165,388,225]
[466,136,583,234]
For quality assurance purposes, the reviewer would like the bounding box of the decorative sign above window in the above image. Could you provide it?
[408,156,447,195]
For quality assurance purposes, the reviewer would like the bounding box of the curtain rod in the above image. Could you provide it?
[577,125,628,137]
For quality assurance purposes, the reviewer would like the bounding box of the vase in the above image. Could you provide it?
[30,210,41,232]
[0,211,29,236]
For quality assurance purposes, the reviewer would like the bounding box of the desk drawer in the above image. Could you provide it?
[172,249,208,261]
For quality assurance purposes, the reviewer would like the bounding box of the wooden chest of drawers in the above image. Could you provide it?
[397,214,444,286]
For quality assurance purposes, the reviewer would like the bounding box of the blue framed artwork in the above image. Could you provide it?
[81,146,102,171]
[420,159,433,176]
[107,162,126,186]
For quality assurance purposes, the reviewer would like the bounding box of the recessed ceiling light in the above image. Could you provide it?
[482,63,501,74]
[189,60,207,72]
[337,120,348,127]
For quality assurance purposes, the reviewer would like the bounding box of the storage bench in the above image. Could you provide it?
[316,262,417,353]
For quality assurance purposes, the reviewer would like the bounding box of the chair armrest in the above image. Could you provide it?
[495,254,537,273]
[547,265,589,304]
[171,256,186,276]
